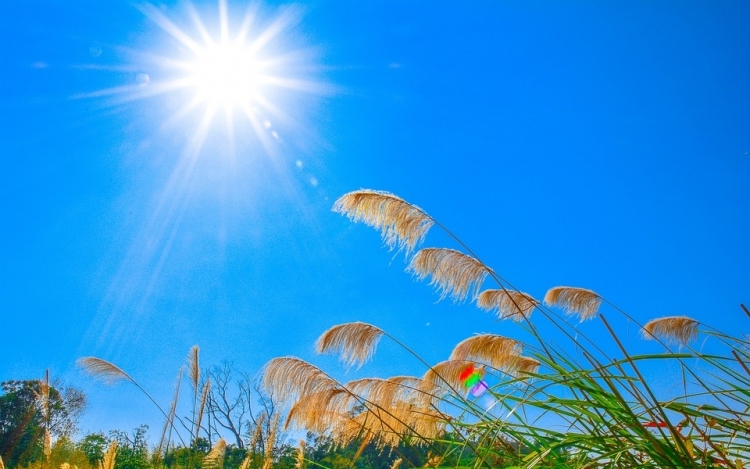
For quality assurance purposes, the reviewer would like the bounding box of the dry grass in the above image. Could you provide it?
[195,379,210,442]
[422,359,479,394]
[43,428,51,457]
[285,388,351,433]
[508,356,542,375]
[77,357,133,385]
[641,316,699,346]
[188,346,200,391]
[157,368,183,455]
[390,458,402,469]
[544,286,602,321]
[261,357,337,403]
[346,376,422,408]
[294,440,305,469]
[477,289,538,321]
[315,322,384,369]
[262,414,281,469]
[333,189,434,256]
[98,440,117,469]
[202,439,226,469]
[248,412,266,453]
[408,248,489,302]
[449,334,523,370]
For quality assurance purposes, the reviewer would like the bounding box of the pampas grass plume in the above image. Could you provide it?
[316,322,384,369]
[642,316,699,346]
[544,286,602,321]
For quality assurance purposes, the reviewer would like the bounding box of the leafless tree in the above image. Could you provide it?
[204,361,284,455]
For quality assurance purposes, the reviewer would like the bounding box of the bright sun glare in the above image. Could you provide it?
[188,42,262,108]
[82,1,329,155]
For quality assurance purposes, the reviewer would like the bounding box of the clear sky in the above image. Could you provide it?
[1,0,748,441]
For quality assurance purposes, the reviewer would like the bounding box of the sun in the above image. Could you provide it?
[80,1,330,156]
[187,41,263,109]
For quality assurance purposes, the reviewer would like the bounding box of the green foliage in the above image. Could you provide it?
[78,433,109,466]
[111,426,152,469]
[0,379,86,468]
[16,436,96,469]
[0,381,45,468]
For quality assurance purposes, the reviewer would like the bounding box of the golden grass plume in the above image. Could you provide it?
[98,440,117,469]
[77,357,134,385]
[285,388,350,433]
[390,458,402,469]
[60,463,70,469]
[345,376,422,408]
[188,345,200,391]
[43,428,51,457]
[239,453,252,469]
[158,367,182,456]
[477,289,538,321]
[316,322,384,369]
[422,359,479,394]
[248,411,266,453]
[508,356,542,376]
[261,357,337,403]
[544,286,602,321]
[408,248,489,302]
[0,455,4,469]
[203,438,226,469]
[449,334,523,370]
[641,316,699,346]
[333,189,433,256]
[195,378,210,443]
[294,440,305,469]
[262,413,281,469]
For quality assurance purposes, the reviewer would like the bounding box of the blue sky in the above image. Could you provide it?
[1,0,748,440]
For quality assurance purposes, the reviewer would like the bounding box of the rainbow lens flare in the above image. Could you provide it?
[459,364,488,397]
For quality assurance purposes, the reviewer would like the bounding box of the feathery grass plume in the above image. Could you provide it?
[43,428,51,457]
[238,453,252,469]
[508,356,542,375]
[477,289,538,321]
[316,322,384,369]
[425,454,443,468]
[422,359,479,394]
[203,438,227,469]
[262,413,281,469]
[346,376,422,408]
[449,334,523,369]
[158,367,183,456]
[248,412,266,453]
[0,455,4,469]
[262,357,337,403]
[194,378,210,443]
[345,407,404,448]
[351,433,373,464]
[77,357,134,384]
[544,286,602,321]
[294,440,306,469]
[98,440,117,469]
[333,189,434,256]
[188,346,200,391]
[60,463,71,469]
[162,380,180,451]
[641,316,699,346]
[408,248,489,302]
[285,388,350,433]
[390,458,402,469]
